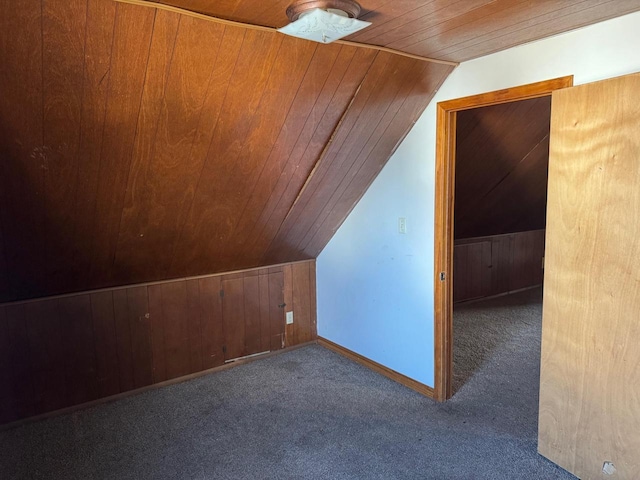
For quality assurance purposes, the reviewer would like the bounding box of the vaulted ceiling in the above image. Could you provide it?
[1,0,638,302]
[454,96,552,240]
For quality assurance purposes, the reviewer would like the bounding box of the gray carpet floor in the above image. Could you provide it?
[0,288,575,479]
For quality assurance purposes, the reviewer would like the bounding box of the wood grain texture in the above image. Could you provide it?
[146,0,640,62]
[538,73,640,480]
[0,0,452,302]
[0,260,315,424]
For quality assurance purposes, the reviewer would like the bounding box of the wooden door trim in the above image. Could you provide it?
[433,76,574,402]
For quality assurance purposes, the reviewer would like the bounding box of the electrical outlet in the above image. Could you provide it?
[398,217,407,234]
[286,311,294,325]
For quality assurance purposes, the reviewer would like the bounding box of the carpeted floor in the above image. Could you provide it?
[0,287,575,479]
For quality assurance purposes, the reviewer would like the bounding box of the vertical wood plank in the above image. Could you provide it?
[112,289,134,392]
[26,300,67,414]
[90,291,121,397]
[158,281,190,380]
[58,295,98,406]
[41,0,87,292]
[258,273,272,352]
[268,272,285,351]
[292,262,313,344]
[283,265,294,347]
[148,284,167,383]
[0,1,46,299]
[186,279,204,374]
[4,305,35,419]
[70,0,117,290]
[222,276,245,360]
[198,276,224,369]
[242,275,261,356]
[126,286,153,388]
[88,3,155,286]
[0,307,17,423]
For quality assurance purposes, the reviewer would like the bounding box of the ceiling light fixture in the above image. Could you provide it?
[278,0,371,44]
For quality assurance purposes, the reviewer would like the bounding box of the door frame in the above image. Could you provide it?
[433,76,574,402]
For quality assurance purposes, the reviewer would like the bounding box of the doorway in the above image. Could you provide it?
[432,76,574,402]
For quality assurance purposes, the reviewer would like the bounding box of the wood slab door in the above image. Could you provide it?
[538,72,640,479]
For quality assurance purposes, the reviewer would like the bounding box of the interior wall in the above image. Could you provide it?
[316,11,640,389]
[0,260,316,425]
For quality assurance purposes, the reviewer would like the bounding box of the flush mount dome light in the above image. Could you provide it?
[278,0,371,44]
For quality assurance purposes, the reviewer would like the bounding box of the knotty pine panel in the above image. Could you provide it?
[0,261,316,425]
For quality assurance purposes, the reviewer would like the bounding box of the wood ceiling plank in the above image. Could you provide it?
[264,52,438,261]
[41,0,87,294]
[171,31,318,275]
[227,43,352,266]
[243,47,378,265]
[262,52,397,262]
[0,0,46,300]
[302,60,454,256]
[349,0,489,44]
[387,0,531,54]
[114,14,224,283]
[87,2,156,288]
[294,57,427,254]
[454,97,552,239]
[68,0,117,292]
[193,35,318,268]
[436,0,640,62]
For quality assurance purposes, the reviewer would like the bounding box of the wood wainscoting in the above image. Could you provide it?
[0,260,316,425]
[454,230,545,303]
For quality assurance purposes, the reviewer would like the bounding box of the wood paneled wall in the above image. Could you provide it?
[0,0,452,303]
[0,260,316,425]
[453,230,544,303]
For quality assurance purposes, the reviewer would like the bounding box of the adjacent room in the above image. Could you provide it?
[1,1,640,479]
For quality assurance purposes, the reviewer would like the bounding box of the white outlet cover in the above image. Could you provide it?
[286,311,294,325]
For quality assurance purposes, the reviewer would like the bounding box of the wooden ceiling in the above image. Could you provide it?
[454,96,552,240]
[0,0,451,302]
[146,0,640,62]
[1,0,638,302]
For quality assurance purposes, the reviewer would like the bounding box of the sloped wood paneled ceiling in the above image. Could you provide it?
[454,97,552,240]
[1,1,639,303]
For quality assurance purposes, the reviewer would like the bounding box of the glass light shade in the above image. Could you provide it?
[278,8,371,44]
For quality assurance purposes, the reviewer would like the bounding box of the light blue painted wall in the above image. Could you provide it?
[317,11,640,388]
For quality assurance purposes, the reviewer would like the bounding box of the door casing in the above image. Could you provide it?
[432,76,574,402]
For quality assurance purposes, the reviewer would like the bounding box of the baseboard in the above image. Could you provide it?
[0,341,316,432]
[454,284,543,306]
[317,337,435,399]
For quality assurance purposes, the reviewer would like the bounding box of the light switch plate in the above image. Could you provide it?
[286,311,294,325]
